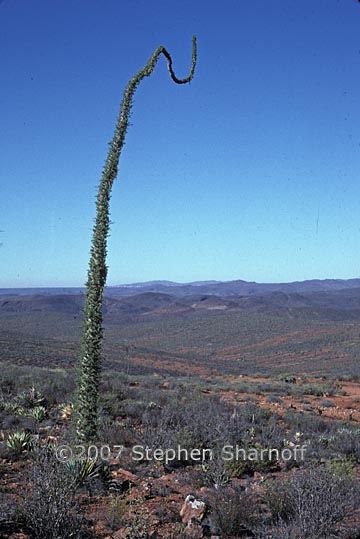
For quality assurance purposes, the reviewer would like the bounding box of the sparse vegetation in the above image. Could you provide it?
[262,466,360,538]
[208,485,257,537]
[20,446,89,539]
[2,290,360,537]
[3,0,360,535]
[0,366,360,537]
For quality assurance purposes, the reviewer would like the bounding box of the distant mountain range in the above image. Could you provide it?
[108,278,360,298]
[1,279,360,323]
[116,280,221,289]
[1,277,360,298]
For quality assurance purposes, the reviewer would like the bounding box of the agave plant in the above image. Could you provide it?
[65,457,110,495]
[7,431,34,454]
[2,402,24,415]
[28,405,47,422]
[65,457,104,482]
[15,386,45,409]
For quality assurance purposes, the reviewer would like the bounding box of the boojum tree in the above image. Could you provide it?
[75,37,197,442]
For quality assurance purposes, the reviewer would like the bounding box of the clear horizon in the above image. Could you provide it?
[2,1,360,288]
[1,275,360,291]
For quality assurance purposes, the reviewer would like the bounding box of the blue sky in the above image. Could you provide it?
[1,0,360,287]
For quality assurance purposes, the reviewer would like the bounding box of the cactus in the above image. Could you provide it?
[75,38,197,442]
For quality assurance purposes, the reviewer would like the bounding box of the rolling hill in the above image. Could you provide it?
[2,276,360,299]
[1,279,360,378]
[1,285,360,322]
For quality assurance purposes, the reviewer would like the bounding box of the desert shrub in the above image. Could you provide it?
[278,375,297,383]
[285,410,332,436]
[327,456,357,477]
[290,381,344,397]
[202,437,279,487]
[0,364,74,401]
[0,367,16,393]
[0,491,17,528]
[20,446,89,539]
[302,404,314,412]
[100,392,126,419]
[136,391,282,477]
[338,373,360,382]
[263,466,360,538]
[255,519,301,539]
[103,494,127,530]
[236,381,252,393]
[266,394,284,404]
[139,390,231,453]
[328,426,360,460]
[257,415,285,447]
[264,478,293,523]
[240,402,272,424]
[255,382,290,395]
[318,399,336,408]
[97,414,129,446]
[127,509,151,539]
[201,446,233,488]
[167,524,205,538]
[122,399,151,422]
[178,395,231,449]
[139,392,283,472]
[208,485,258,537]
[105,494,153,539]
[41,372,75,405]
[101,370,129,390]
[223,456,249,481]
[228,404,282,456]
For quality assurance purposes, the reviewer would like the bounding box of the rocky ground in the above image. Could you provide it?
[1,373,360,538]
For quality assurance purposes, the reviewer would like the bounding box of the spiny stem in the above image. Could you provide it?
[75,37,197,442]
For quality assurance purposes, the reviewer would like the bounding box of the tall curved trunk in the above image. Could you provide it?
[75,38,197,442]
